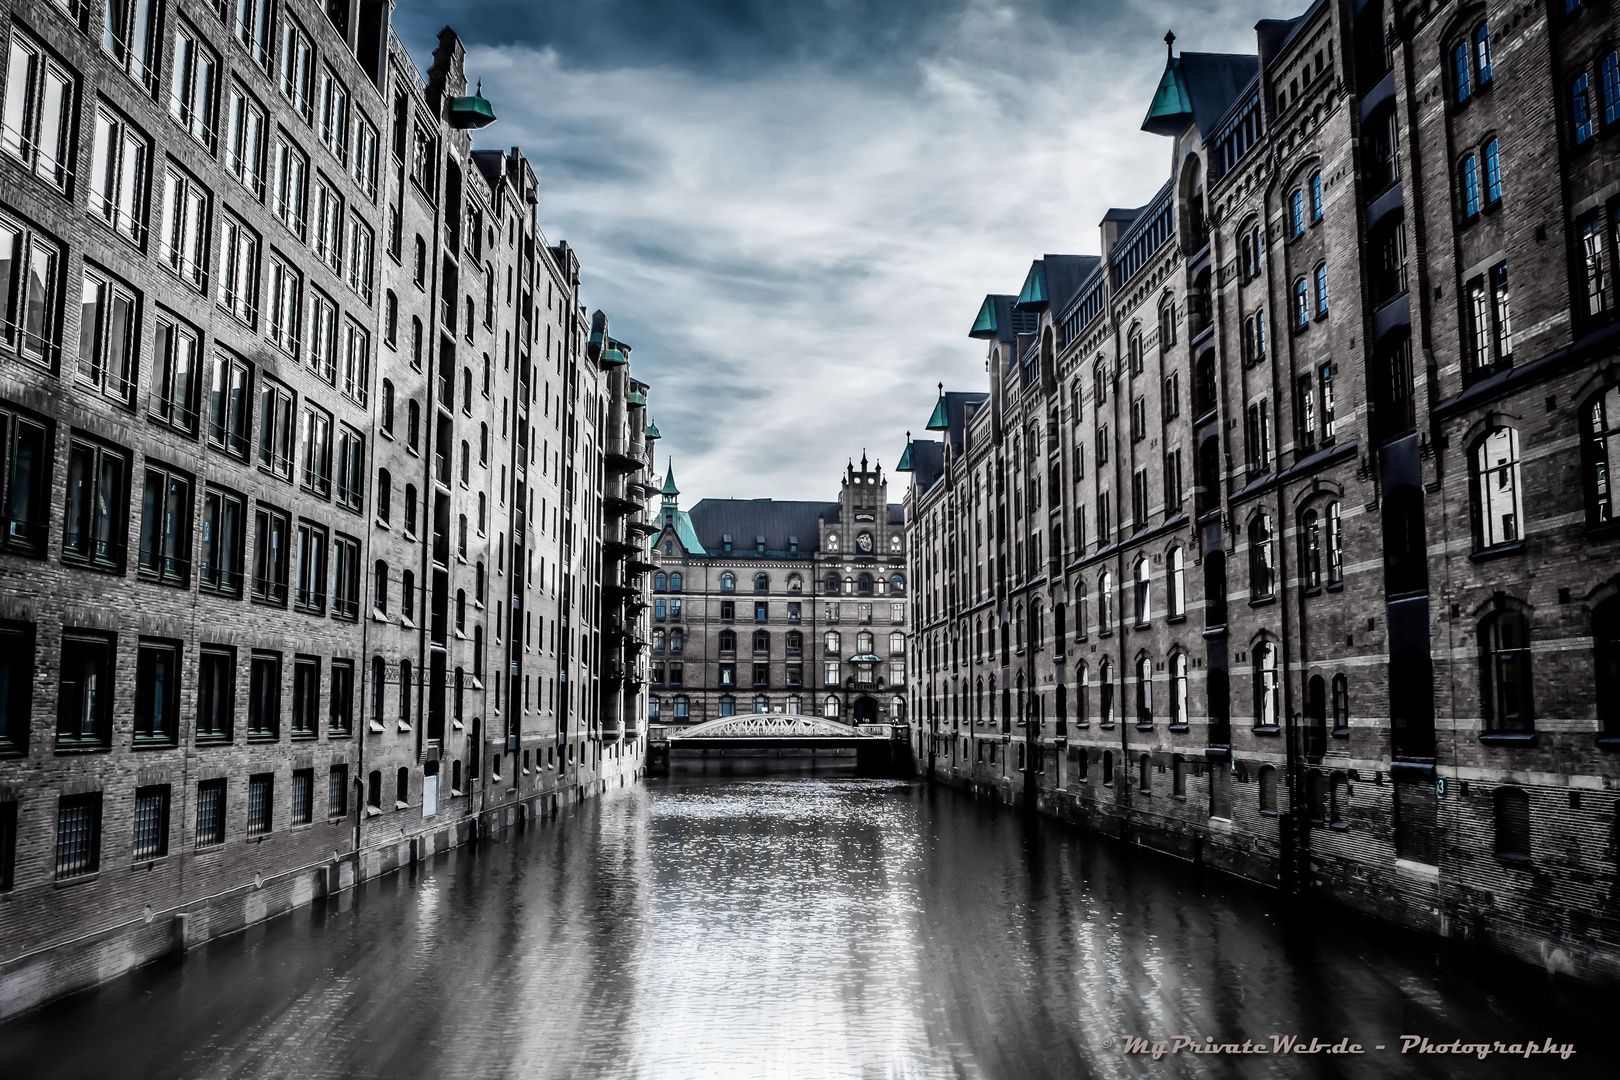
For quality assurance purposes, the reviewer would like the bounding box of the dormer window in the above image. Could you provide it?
[789,535,799,553]
[722,533,733,552]
[755,534,765,554]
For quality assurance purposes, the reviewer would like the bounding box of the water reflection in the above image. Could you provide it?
[1,776,1613,1079]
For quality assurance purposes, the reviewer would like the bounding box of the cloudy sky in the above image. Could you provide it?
[396,0,1280,503]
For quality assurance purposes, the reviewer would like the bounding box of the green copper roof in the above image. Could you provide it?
[969,295,999,339]
[668,511,706,556]
[448,91,497,130]
[626,390,646,406]
[925,394,949,432]
[600,347,627,366]
[1014,260,1047,311]
[896,439,914,472]
[644,420,661,440]
[1141,56,1193,134]
[661,462,679,497]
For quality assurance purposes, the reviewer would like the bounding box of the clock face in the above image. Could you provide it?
[827,533,838,550]
[856,531,873,553]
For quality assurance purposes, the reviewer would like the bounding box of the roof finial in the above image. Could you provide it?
[1165,30,1176,58]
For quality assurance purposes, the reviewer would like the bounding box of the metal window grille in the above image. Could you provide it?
[55,796,99,878]
[196,779,226,848]
[328,765,348,818]
[132,786,169,859]
[291,769,313,825]
[247,774,273,836]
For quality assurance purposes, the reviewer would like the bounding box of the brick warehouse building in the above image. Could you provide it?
[649,456,908,727]
[902,0,1620,983]
[0,2,650,1018]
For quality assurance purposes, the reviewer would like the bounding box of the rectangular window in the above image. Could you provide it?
[342,321,369,405]
[328,764,348,817]
[299,403,332,496]
[0,405,50,555]
[0,212,62,365]
[248,651,281,738]
[252,504,290,605]
[1164,448,1183,511]
[336,425,364,511]
[313,178,343,274]
[103,0,160,89]
[266,256,301,356]
[58,630,115,748]
[206,350,251,457]
[233,0,271,69]
[134,638,180,743]
[291,655,319,736]
[329,658,354,734]
[291,768,313,825]
[78,269,139,403]
[200,486,245,594]
[169,22,217,147]
[218,215,259,326]
[1492,263,1513,365]
[150,317,200,433]
[195,778,225,848]
[346,215,374,302]
[138,465,191,584]
[409,122,434,191]
[294,520,327,613]
[1319,363,1337,444]
[272,133,307,237]
[307,289,338,382]
[331,534,360,619]
[3,33,75,189]
[197,645,234,742]
[224,82,266,197]
[353,118,379,199]
[318,67,348,164]
[0,620,34,753]
[1162,372,1180,419]
[258,378,294,478]
[158,166,209,289]
[62,439,127,569]
[55,794,101,878]
[132,785,169,859]
[279,17,313,119]
[247,772,273,836]
[89,105,147,241]
[1582,213,1609,319]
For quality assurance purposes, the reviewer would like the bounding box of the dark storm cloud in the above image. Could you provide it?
[394,0,1281,501]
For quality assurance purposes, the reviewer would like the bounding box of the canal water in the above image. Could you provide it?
[1,772,1614,1079]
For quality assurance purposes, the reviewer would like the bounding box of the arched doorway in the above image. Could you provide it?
[853,696,878,723]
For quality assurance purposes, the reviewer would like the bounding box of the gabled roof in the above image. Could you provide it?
[908,439,945,495]
[1043,255,1101,317]
[658,511,706,556]
[969,294,1029,343]
[676,498,895,559]
[1014,260,1047,311]
[1143,50,1259,138]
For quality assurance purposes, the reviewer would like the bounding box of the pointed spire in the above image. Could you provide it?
[860,448,869,472]
[661,460,679,499]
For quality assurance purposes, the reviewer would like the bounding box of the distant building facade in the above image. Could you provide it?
[0,5,648,1018]
[903,1,1620,983]
[650,457,908,726]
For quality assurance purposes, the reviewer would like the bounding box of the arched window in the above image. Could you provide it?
[459,441,470,485]
[754,572,769,594]
[1072,663,1088,727]
[377,468,392,523]
[1310,170,1324,222]
[1101,749,1114,787]
[1475,22,1492,86]
[1332,674,1349,735]
[824,631,840,655]
[1159,295,1176,348]
[823,696,840,719]
[1249,512,1276,599]
[719,629,736,653]
[1099,659,1114,726]
[1574,72,1595,144]
[407,400,420,451]
[401,570,414,621]
[373,559,388,613]
[1135,655,1153,726]
[786,630,802,655]
[1454,40,1472,104]
[1493,786,1530,861]
[1167,548,1185,619]
[1134,559,1151,626]
[671,573,683,591]
[455,588,466,632]
[1472,426,1523,549]
[1292,277,1309,328]
[890,573,904,593]
[787,573,802,594]
[1098,571,1113,634]
[1014,604,1025,650]
[1290,188,1305,236]
[1460,153,1481,218]
[1258,765,1278,815]
[719,695,736,717]
[1254,641,1280,728]
[1330,771,1349,827]
[1302,508,1321,589]
[752,629,770,654]
[1483,138,1502,206]
[1605,50,1620,127]
[1314,262,1329,317]
[404,484,417,536]
[1138,753,1151,794]
[858,573,873,596]
[381,380,395,433]
[720,572,735,592]
[1170,653,1188,727]
[670,629,684,653]
[1127,325,1143,375]
[652,629,666,652]
[655,572,666,591]
[1481,608,1533,733]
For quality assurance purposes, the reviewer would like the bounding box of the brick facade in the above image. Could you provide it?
[903,0,1620,984]
[0,2,648,1019]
